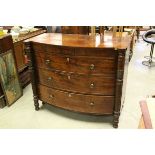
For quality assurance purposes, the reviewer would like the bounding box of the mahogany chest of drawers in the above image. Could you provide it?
[25,33,131,128]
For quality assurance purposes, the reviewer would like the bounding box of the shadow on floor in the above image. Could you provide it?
[39,103,113,124]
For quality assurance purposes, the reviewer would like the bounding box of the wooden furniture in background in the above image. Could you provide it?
[124,28,136,61]
[115,27,137,61]
[25,32,131,128]
[90,26,96,36]
[90,26,105,36]
[112,26,124,37]
[0,29,46,107]
[13,29,46,88]
[99,26,105,35]
[61,26,89,34]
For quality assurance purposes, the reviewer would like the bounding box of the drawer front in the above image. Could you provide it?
[33,43,74,56]
[33,43,117,57]
[34,52,116,75]
[74,48,117,57]
[37,68,115,95]
[37,84,114,115]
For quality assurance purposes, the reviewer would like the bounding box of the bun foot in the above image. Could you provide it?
[113,111,120,128]
[35,106,39,111]
[113,123,118,128]
[42,102,46,105]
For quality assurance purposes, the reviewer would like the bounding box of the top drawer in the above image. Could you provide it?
[32,43,74,56]
[34,52,117,75]
[32,43,117,57]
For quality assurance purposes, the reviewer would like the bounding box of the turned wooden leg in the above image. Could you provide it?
[42,101,46,105]
[136,26,140,41]
[34,96,39,111]
[113,111,120,128]
[25,42,39,111]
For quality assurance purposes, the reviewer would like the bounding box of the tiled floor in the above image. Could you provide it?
[0,37,155,129]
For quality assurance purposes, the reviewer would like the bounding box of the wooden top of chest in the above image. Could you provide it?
[25,32,131,50]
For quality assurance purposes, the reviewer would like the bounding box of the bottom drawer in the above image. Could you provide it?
[37,84,114,115]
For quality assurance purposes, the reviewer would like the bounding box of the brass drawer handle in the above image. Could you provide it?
[90,102,95,106]
[68,93,73,97]
[67,75,71,80]
[90,64,95,70]
[66,57,70,63]
[47,77,52,81]
[45,59,51,64]
[90,83,94,88]
[49,94,54,99]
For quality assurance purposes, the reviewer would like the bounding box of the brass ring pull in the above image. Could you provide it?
[68,93,72,97]
[90,102,95,106]
[49,94,54,99]
[66,57,70,62]
[68,75,71,80]
[90,64,95,70]
[90,83,94,88]
[47,77,52,81]
[45,59,51,64]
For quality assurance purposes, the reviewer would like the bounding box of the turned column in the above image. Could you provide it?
[25,41,39,110]
[113,50,125,128]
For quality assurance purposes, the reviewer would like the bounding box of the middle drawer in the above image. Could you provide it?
[36,68,115,95]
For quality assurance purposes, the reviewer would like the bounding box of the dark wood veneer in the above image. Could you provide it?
[38,84,114,114]
[36,68,115,95]
[34,52,116,75]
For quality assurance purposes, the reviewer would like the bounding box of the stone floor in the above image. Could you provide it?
[0,36,155,129]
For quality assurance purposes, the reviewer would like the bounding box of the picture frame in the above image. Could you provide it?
[0,49,23,106]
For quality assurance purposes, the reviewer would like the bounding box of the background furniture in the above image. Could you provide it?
[142,29,155,67]
[0,35,23,106]
[13,28,46,88]
[61,26,89,34]
[0,29,46,108]
[124,28,136,61]
[25,32,131,128]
